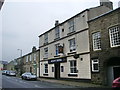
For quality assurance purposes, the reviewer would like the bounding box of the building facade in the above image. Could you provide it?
[22,47,40,77]
[88,7,120,86]
[39,1,113,80]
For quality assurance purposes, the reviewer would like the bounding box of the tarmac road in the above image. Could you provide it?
[2,75,76,89]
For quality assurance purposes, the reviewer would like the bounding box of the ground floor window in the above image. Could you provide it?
[70,60,77,73]
[61,66,64,72]
[92,59,99,72]
[44,64,48,73]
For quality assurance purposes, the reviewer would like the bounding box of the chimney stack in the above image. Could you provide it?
[100,0,113,10]
[55,20,59,26]
[32,46,36,52]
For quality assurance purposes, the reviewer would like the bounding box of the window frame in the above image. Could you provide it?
[92,32,101,51]
[70,60,77,74]
[109,25,120,47]
[44,33,48,44]
[55,27,60,39]
[55,43,60,56]
[26,56,28,62]
[61,66,64,72]
[69,38,76,52]
[44,64,48,73]
[44,47,48,59]
[68,19,75,33]
[92,59,99,72]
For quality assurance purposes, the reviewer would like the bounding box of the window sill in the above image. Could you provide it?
[92,71,100,73]
[68,73,78,77]
[43,73,48,76]
[93,49,101,51]
[54,37,60,41]
[67,31,76,36]
[54,55,60,57]
[67,51,76,55]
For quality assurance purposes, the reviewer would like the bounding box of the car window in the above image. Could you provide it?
[118,79,120,82]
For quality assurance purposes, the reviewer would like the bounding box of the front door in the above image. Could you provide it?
[54,63,60,79]
[113,66,120,79]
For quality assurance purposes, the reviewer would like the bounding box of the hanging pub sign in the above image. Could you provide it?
[58,45,64,53]
[48,57,67,64]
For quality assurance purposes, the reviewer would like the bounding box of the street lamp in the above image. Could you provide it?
[17,49,23,75]
[17,49,22,57]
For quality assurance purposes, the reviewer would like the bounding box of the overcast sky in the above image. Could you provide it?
[0,0,119,62]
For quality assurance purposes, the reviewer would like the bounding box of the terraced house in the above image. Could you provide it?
[88,7,120,86]
[22,47,40,77]
[39,0,113,81]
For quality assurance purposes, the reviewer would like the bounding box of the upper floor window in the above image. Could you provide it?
[92,59,99,72]
[34,53,36,61]
[70,60,77,73]
[68,19,74,33]
[55,44,59,56]
[44,33,48,44]
[109,25,120,47]
[44,47,48,59]
[29,55,31,61]
[69,38,76,52]
[92,32,101,51]
[26,56,28,62]
[55,27,60,39]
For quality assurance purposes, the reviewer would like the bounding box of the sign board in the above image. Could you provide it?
[48,58,67,64]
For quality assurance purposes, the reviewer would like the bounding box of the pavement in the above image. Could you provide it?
[37,78,109,88]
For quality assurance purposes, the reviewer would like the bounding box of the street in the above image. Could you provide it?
[2,75,76,89]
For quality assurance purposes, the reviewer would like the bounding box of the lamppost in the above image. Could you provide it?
[17,49,23,75]
[17,49,22,57]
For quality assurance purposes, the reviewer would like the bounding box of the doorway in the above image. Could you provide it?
[113,66,120,79]
[54,63,60,79]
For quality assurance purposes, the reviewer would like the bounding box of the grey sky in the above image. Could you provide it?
[0,0,119,62]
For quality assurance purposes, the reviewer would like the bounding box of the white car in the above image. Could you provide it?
[9,71,16,76]
[21,72,37,80]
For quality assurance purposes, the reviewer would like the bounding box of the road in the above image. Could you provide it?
[2,75,76,89]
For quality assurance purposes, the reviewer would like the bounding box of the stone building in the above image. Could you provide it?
[39,0,113,80]
[22,47,40,77]
[88,7,120,86]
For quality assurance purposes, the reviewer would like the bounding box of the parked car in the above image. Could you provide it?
[21,72,37,80]
[9,71,16,76]
[112,77,120,88]
[6,70,10,76]
[2,70,7,75]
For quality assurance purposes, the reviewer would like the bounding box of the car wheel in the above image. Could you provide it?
[21,76,24,80]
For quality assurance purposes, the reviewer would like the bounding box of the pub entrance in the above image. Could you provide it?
[54,63,60,79]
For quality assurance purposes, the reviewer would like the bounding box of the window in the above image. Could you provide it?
[70,60,77,73]
[52,67,54,72]
[92,32,101,51]
[92,59,99,72]
[61,66,64,72]
[69,38,76,52]
[55,27,60,39]
[55,44,59,56]
[109,25,120,47]
[44,47,48,58]
[44,64,48,73]
[34,53,36,61]
[44,33,48,44]
[29,55,31,61]
[26,56,28,62]
[68,19,74,33]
